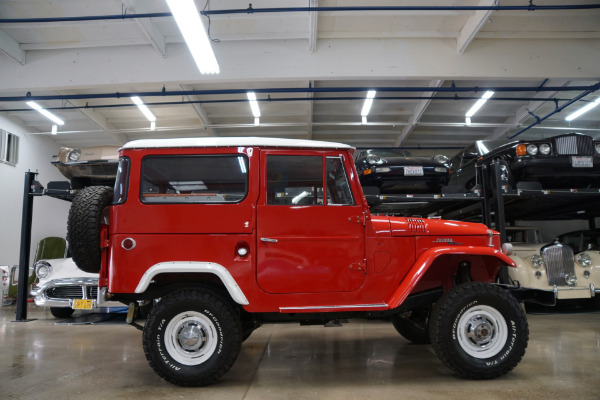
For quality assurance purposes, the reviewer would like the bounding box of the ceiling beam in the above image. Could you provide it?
[0,29,25,64]
[490,79,571,140]
[122,0,167,57]
[180,84,216,136]
[394,80,443,147]
[457,0,496,54]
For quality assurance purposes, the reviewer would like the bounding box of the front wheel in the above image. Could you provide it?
[143,289,242,386]
[429,282,528,379]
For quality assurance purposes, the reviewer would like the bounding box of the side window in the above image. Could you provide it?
[326,156,354,205]
[266,155,323,205]
[113,157,130,204]
[141,155,248,204]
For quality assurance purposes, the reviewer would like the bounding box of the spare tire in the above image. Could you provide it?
[67,186,114,273]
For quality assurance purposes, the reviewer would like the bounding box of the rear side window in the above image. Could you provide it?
[113,157,130,204]
[141,155,248,204]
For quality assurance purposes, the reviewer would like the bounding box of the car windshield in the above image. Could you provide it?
[506,228,542,244]
[366,149,412,158]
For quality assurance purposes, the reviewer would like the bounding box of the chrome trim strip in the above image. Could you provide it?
[279,303,388,312]
[135,262,249,305]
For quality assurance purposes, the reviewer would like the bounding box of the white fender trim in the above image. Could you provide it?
[134,261,249,305]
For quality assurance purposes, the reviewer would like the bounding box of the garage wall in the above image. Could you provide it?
[0,115,70,267]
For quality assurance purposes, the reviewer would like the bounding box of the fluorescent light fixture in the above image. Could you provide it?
[361,90,376,117]
[247,92,261,118]
[254,117,260,126]
[362,116,368,125]
[51,124,58,135]
[465,117,472,126]
[466,90,494,118]
[166,0,219,74]
[26,101,65,125]
[150,121,156,131]
[131,96,156,122]
[565,97,600,121]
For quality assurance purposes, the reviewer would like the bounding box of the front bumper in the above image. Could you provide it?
[51,160,119,181]
[506,283,600,306]
[31,277,120,309]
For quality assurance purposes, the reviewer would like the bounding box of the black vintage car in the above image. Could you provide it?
[448,132,600,192]
[355,149,450,194]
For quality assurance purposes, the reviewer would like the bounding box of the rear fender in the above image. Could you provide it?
[386,246,515,309]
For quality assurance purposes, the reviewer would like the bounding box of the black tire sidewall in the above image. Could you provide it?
[50,307,74,319]
[143,290,241,386]
[431,283,528,378]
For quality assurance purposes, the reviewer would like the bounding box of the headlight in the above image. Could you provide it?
[564,273,577,286]
[539,143,551,155]
[67,148,82,162]
[526,144,538,156]
[34,261,53,279]
[434,167,447,173]
[366,155,381,165]
[576,253,592,267]
[595,143,600,154]
[530,254,544,268]
[434,154,449,165]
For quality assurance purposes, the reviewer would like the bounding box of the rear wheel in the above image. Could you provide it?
[143,289,242,386]
[390,306,431,344]
[429,282,528,379]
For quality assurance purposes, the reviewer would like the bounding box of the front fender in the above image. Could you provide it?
[386,246,515,309]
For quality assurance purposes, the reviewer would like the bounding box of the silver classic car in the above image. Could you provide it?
[505,227,600,306]
[52,146,119,189]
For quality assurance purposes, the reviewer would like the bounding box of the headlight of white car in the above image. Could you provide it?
[67,148,82,162]
[530,254,544,268]
[576,253,592,267]
[34,260,53,279]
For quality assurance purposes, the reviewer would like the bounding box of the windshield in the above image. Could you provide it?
[365,149,412,158]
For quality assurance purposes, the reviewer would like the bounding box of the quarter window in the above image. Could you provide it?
[326,156,354,205]
[140,155,248,204]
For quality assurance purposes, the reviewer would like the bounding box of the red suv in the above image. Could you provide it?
[67,137,528,387]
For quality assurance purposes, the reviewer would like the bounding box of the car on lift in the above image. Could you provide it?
[354,148,450,194]
[448,132,600,192]
[503,226,600,307]
[52,146,120,189]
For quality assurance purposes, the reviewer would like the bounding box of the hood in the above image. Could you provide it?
[386,217,493,237]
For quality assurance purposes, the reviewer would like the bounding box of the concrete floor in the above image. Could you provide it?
[1,303,599,400]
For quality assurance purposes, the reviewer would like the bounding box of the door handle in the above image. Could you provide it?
[260,238,278,243]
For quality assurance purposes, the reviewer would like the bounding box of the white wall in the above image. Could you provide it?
[0,115,70,267]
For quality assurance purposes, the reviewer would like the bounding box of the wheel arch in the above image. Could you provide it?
[134,262,249,305]
[386,246,515,309]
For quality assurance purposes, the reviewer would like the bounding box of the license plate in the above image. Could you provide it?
[404,166,424,176]
[72,299,93,310]
[571,156,593,168]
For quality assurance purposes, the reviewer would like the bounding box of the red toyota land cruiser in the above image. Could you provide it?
[67,137,528,387]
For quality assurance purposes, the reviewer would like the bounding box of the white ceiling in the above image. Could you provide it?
[0,0,599,157]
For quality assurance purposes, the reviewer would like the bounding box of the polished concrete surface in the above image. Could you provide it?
[1,303,599,400]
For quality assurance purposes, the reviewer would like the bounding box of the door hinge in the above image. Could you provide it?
[348,259,367,273]
[348,214,366,225]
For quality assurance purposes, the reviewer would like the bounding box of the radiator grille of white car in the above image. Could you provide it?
[541,243,575,286]
[46,285,97,299]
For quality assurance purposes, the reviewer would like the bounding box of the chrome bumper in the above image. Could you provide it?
[31,277,117,309]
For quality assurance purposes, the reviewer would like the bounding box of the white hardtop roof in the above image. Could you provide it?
[122,137,353,150]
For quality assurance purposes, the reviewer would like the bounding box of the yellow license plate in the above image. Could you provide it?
[72,299,93,310]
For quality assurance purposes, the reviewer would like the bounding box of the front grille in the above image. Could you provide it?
[541,243,574,286]
[47,286,85,299]
[406,218,427,233]
[555,135,593,155]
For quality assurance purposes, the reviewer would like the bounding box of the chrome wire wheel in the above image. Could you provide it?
[164,311,218,366]
[456,305,508,359]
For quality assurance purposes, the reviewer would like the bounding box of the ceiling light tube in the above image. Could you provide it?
[254,117,260,126]
[361,90,376,117]
[131,96,156,122]
[166,0,219,75]
[465,90,494,118]
[362,116,368,125]
[565,97,600,121]
[26,101,65,125]
[51,124,58,135]
[247,92,261,117]
[465,117,472,126]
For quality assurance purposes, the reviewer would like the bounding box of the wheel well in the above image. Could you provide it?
[419,254,504,291]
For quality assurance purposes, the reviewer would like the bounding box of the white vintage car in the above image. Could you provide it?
[505,227,600,306]
[51,146,119,189]
[30,258,123,318]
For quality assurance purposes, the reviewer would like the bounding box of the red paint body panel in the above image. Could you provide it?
[103,141,513,313]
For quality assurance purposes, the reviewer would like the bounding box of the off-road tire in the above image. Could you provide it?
[67,186,113,273]
[50,307,74,319]
[390,306,431,344]
[429,282,528,379]
[143,289,242,387]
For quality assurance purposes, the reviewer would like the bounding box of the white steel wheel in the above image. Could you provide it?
[164,311,219,366]
[455,305,508,359]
